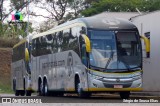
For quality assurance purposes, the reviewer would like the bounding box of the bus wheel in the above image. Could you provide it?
[38,81,43,96]
[76,78,91,98]
[43,80,49,96]
[119,91,130,99]
[15,90,20,96]
[26,90,31,96]
[20,91,25,96]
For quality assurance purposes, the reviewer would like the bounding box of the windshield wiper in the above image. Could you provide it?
[118,57,141,72]
[105,50,114,70]
[129,66,141,71]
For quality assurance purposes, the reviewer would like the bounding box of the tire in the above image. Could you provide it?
[38,81,43,96]
[76,78,91,98]
[43,80,49,96]
[15,90,20,96]
[20,91,25,96]
[26,90,31,96]
[119,91,130,99]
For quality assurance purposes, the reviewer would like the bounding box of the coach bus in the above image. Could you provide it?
[12,15,150,99]
[11,35,32,96]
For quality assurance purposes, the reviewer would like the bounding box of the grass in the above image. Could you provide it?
[0,80,13,94]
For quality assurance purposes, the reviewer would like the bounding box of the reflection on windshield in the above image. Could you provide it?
[116,32,142,70]
[89,30,142,72]
[89,30,116,68]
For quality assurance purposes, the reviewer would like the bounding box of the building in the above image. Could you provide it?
[130,10,160,91]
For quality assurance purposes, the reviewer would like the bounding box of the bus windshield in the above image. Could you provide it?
[89,30,116,69]
[89,30,142,72]
[116,31,142,71]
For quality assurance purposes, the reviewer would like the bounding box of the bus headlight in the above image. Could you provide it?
[132,75,141,80]
[91,74,103,80]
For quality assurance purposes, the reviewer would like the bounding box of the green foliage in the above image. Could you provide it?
[0,21,33,38]
[0,81,13,94]
[81,0,160,17]
[0,37,19,48]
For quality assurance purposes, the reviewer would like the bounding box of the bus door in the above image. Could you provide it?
[81,44,88,67]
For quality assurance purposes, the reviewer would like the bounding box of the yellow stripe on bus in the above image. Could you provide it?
[65,88,75,91]
[85,88,142,91]
[87,68,142,75]
[13,39,27,48]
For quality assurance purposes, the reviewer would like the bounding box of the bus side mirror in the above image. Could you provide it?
[81,34,91,53]
[140,36,150,58]
[25,48,29,62]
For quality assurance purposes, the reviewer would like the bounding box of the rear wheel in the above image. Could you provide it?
[119,91,130,99]
[26,90,31,96]
[43,80,49,96]
[15,90,20,96]
[20,91,25,96]
[38,80,43,96]
[76,78,91,98]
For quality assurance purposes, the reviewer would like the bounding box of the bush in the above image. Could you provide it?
[0,37,20,48]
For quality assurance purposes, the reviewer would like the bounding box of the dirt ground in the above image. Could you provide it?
[0,48,12,92]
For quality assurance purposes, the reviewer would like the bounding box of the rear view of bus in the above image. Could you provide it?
[80,17,143,99]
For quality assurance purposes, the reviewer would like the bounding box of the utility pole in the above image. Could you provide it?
[27,0,30,37]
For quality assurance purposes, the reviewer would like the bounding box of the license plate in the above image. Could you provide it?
[114,85,123,88]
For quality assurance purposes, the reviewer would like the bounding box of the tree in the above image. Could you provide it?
[35,19,57,33]
[31,0,68,25]
[32,0,89,24]
[81,0,160,17]
[0,0,33,37]
[0,0,4,21]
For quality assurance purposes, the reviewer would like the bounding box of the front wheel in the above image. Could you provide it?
[76,79,91,98]
[119,91,130,99]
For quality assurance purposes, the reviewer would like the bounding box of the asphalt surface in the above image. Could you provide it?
[0,93,160,103]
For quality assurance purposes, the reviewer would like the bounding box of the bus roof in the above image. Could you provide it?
[32,15,137,39]
[78,16,136,30]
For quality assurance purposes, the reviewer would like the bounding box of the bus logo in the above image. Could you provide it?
[116,78,120,82]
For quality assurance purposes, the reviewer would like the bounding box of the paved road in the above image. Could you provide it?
[0,93,160,103]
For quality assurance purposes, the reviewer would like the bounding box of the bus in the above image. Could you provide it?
[12,15,150,99]
[11,35,32,96]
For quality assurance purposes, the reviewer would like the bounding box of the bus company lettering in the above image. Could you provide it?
[42,60,65,69]
[14,66,23,72]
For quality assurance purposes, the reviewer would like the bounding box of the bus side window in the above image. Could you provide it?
[57,31,63,52]
[32,39,37,56]
[52,33,58,53]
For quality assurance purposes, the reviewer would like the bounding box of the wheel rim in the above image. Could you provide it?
[77,82,81,95]
[44,83,48,94]
[40,82,43,94]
